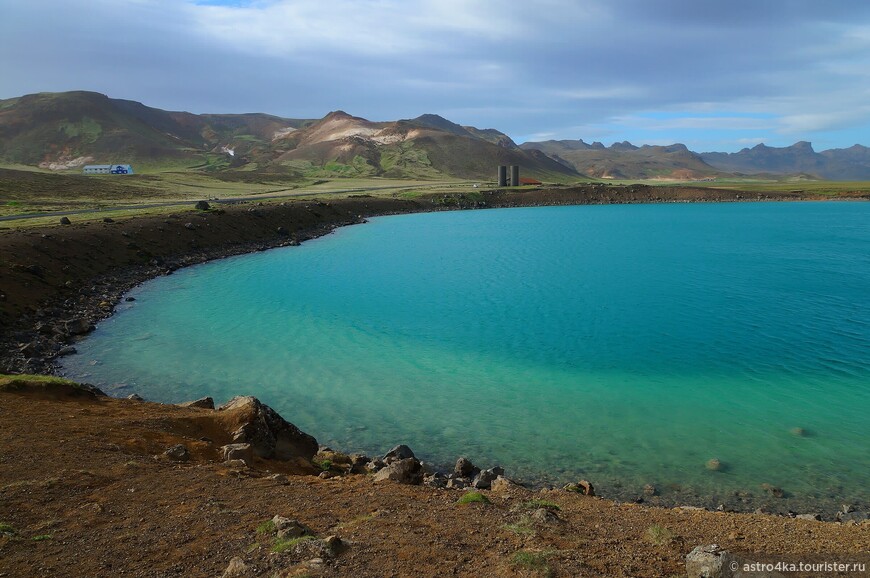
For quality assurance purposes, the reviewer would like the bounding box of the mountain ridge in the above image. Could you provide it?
[0,91,577,180]
[3,91,870,180]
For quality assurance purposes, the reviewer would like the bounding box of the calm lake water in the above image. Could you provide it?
[62,202,870,513]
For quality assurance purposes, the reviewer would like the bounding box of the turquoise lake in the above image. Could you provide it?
[62,202,870,513]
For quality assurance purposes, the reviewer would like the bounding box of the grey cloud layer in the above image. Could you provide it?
[2,0,869,149]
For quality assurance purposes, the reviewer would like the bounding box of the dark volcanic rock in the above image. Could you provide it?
[454,456,475,477]
[163,444,190,462]
[383,444,415,462]
[64,318,93,336]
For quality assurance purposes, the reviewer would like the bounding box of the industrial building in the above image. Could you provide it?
[82,164,134,175]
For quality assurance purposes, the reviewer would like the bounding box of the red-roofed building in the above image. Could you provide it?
[519,177,542,185]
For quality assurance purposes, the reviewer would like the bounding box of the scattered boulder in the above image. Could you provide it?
[163,444,190,462]
[796,513,822,521]
[57,346,77,356]
[59,216,71,225]
[126,393,144,401]
[349,453,370,473]
[292,535,343,560]
[272,516,310,540]
[216,396,318,461]
[365,458,386,473]
[685,544,736,578]
[446,477,468,489]
[490,475,523,493]
[837,510,868,523]
[65,318,93,336]
[424,472,447,488]
[125,296,136,302]
[178,396,215,409]
[184,222,195,230]
[565,479,595,496]
[221,557,249,578]
[372,457,423,485]
[383,444,415,462]
[276,226,288,236]
[194,200,211,210]
[102,217,114,223]
[454,456,475,477]
[221,443,254,464]
[472,466,504,490]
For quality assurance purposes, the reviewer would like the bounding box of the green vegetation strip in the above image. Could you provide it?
[457,491,490,505]
[271,534,317,554]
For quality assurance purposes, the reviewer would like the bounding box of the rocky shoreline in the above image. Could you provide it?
[2,184,869,521]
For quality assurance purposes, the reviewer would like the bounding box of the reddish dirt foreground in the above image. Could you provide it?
[1,379,868,578]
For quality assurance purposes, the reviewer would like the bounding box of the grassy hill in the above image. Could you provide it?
[0,92,579,182]
[0,91,312,172]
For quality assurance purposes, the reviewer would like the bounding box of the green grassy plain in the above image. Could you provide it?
[3,162,868,228]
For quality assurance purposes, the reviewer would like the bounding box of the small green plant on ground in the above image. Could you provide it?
[645,524,676,545]
[271,534,317,554]
[313,458,332,472]
[255,519,276,535]
[521,499,561,511]
[0,522,17,535]
[503,515,535,535]
[457,491,490,505]
[511,550,554,576]
[31,534,52,541]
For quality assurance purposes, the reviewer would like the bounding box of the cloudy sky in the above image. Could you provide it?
[2,0,870,151]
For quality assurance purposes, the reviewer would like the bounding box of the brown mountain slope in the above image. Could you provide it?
[521,140,722,180]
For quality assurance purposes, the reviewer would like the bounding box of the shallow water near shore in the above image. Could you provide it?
[62,202,870,513]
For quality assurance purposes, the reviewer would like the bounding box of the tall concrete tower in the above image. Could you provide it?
[510,165,520,187]
[497,165,508,187]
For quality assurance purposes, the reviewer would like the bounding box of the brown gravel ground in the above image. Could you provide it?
[1,185,869,577]
[1,381,868,578]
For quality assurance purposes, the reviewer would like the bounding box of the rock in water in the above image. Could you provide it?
[706,458,722,471]
[216,396,318,461]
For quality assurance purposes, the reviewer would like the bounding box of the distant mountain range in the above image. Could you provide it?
[2,91,870,181]
[0,91,575,181]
